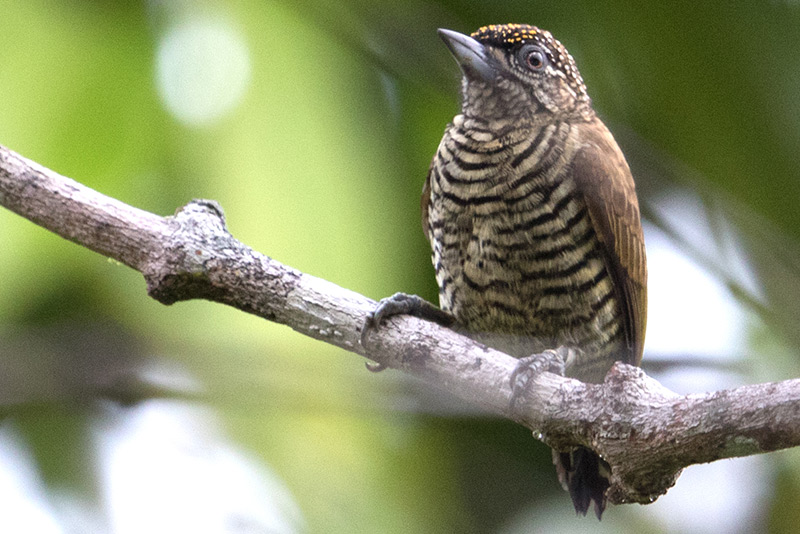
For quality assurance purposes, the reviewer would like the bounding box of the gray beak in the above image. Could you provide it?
[438,28,497,82]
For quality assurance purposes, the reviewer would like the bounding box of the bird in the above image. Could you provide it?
[365,23,647,519]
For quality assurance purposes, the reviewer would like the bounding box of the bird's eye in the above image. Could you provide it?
[519,45,547,71]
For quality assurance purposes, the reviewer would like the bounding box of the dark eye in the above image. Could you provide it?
[519,45,547,71]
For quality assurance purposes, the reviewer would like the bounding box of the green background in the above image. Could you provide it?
[1,1,799,533]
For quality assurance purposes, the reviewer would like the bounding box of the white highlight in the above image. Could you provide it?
[155,18,251,126]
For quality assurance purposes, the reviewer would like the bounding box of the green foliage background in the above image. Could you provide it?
[1,1,799,533]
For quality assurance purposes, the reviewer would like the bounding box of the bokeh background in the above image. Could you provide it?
[1,1,800,533]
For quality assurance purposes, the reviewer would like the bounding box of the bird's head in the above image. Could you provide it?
[439,24,592,124]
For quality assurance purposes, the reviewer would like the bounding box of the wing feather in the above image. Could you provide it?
[571,119,647,365]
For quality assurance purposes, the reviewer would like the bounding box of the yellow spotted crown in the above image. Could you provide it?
[471,23,545,45]
[471,24,588,102]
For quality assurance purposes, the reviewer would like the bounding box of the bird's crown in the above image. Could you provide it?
[471,24,588,105]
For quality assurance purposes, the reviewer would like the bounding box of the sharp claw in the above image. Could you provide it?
[365,361,387,372]
[361,293,407,348]
[360,314,376,348]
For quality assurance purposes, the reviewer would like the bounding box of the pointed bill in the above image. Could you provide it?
[438,28,497,82]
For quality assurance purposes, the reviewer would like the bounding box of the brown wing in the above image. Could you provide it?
[571,119,647,366]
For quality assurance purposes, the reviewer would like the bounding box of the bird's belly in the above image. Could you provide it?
[432,203,624,379]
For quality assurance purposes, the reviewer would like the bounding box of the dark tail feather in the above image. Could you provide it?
[553,447,610,519]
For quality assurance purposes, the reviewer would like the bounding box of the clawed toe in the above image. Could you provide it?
[360,292,416,347]
[510,347,572,409]
[360,292,454,348]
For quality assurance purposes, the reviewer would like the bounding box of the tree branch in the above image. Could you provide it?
[2,143,799,506]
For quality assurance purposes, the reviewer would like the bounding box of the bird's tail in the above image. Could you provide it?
[553,446,611,519]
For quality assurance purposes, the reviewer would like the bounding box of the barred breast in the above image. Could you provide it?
[424,114,625,382]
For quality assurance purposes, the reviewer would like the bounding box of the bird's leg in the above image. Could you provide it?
[509,346,575,410]
[360,292,455,363]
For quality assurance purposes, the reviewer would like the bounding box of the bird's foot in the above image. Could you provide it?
[360,293,454,358]
[510,347,574,410]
